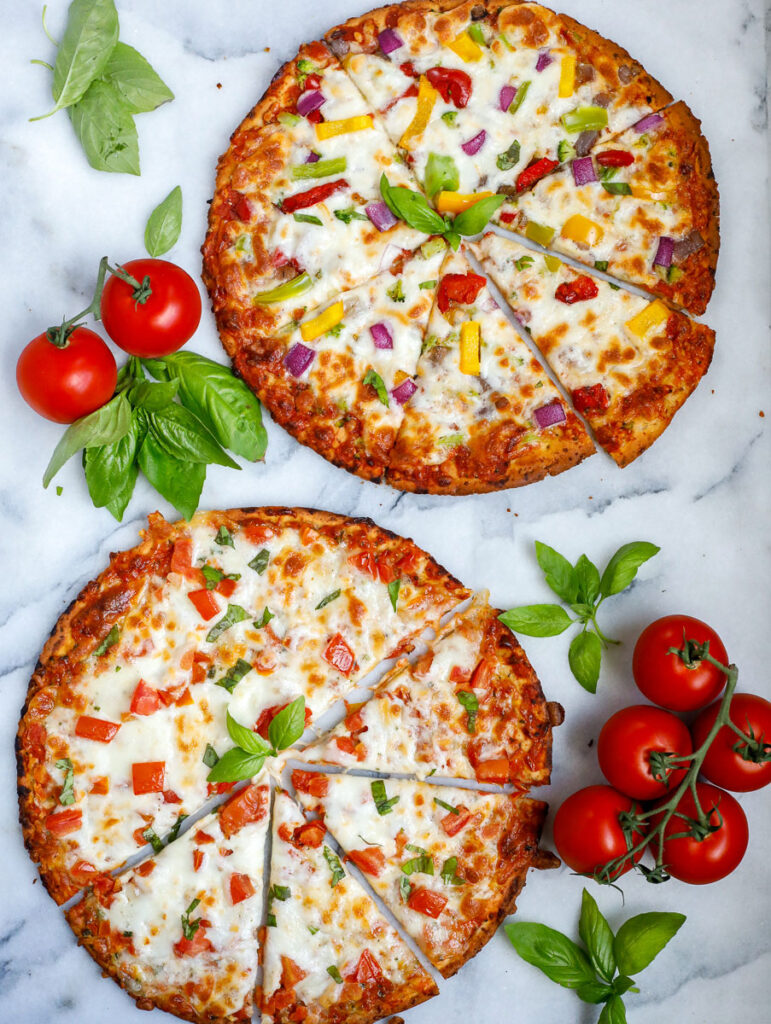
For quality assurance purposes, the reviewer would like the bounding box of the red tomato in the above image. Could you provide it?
[219,784,268,837]
[45,808,83,835]
[348,847,386,876]
[173,924,214,957]
[440,805,472,837]
[407,887,448,918]
[75,715,121,743]
[553,785,645,878]
[188,588,220,621]
[692,694,771,792]
[229,872,255,904]
[100,259,202,357]
[346,949,383,984]
[633,615,729,711]
[292,821,326,848]
[323,633,356,676]
[597,705,693,800]
[473,757,510,784]
[17,327,117,423]
[192,849,204,872]
[291,770,329,797]
[130,680,162,716]
[132,761,166,795]
[656,782,749,884]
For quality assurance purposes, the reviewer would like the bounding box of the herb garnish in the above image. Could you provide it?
[56,758,76,805]
[206,700,306,783]
[206,603,248,643]
[316,590,341,610]
[456,690,478,733]
[215,658,253,693]
[323,846,345,887]
[181,897,202,940]
[249,549,270,575]
[94,625,120,656]
[371,779,400,815]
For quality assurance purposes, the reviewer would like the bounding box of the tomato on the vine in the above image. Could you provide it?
[692,694,771,792]
[100,258,201,357]
[655,782,748,884]
[552,785,645,878]
[16,327,117,424]
[633,615,728,711]
[598,705,693,800]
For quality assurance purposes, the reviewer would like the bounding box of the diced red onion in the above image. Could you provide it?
[461,130,487,156]
[378,28,404,54]
[633,112,664,134]
[653,236,674,268]
[370,322,393,349]
[297,90,326,117]
[533,401,566,429]
[535,48,553,72]
[499,85,516,111]
[365,201,398,232]
[391,378,417,404]
[378,242,401,273]
[479,294,499,313]
[571,156,597,186]
[304,151,320,163]
[284,343,315,377]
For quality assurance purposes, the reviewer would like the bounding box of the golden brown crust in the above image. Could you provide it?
[271,973,438,1024]
[325,0,470,55]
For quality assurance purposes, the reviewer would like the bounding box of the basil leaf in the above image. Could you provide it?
[94,624,120,655]
[380,174,446,234]
[270,884,291,901]
[44,392,131,487]
[601,182,633,196]
[316,590,340,610]
[137,432,205,521]
[569,630,602,693]
[598,995,628,1024]
[452,193,507,237]
[148,352,267,462]
[293,212,322,225]
[612,976,637,996]
[574,554,601,605]
[215,526,234,547]
[433,797,458,815]
[496,140,521,171]
[400,875,412,901]
[83,413,139,520]
[46,0,119,115]
[226,710,272,756]
[498,604,573,637]
[69,79,140,175]
[216,658,253,693]
[181,897,201,939]
[535,541,579,604]
[371,780,399,815]
[268,696,306,750]
[168,812,187,843]
[613,912,685,976]
[202,744,219,768]
[579,889,616,984]
[599,541,659,597]
[323,846,344,887]
[129,379,179,411]
[401,847,434,875]
[267,913,277,927]
[144,185,182,257]
[334,207,369,223]
[249,549,270,574]
[440,856,465,885]
[102,41,174,113]
[147,403,239,468]
[327,965,343,984]
[424,152,459,198]
[387,579,401,612]
[576,981,615,1004]
[206,603,248,643]
[254,607,274,628]
[55,758,76,806]
[206,746,266,783]
[143,826,164,854]
[505,922,597,990]
[202,565,225,588]
[456,690,478,733]
[363,368,389,406]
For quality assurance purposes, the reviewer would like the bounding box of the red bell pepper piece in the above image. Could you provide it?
[426,66,472,108]
[572,383,610,413]
[515,157,559,192]
[437,272,486,314]
[281,179,349,214]
[555,276,600,304]
[596,149,634,167]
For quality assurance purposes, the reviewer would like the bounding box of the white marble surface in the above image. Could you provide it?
[1,0,769,1021]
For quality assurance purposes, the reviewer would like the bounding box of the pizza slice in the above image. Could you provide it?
[474,232,715,466]
[385,244,594,493]
[328,1,671,199]
[504,102,719,314]
[297,595,557,787]
[231,241,446,481]
[18,509,468,903]
[293,773,549,977]
[261,790,438,1023]
[67,784,269,1024]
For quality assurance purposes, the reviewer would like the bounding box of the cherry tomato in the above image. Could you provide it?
[692,694,771,792]
[598,705,693,800]
[655,782,748,884]
[633,615,728,711]
[100,259,202,357]
[16,327,117,423]
[552,785,645,878]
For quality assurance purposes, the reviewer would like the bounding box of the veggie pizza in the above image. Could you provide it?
[203,0,719,494]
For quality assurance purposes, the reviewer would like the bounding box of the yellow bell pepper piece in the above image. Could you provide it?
[625,299,669,339]
[399,76,439,149]
[561,214,604,246]
[315,114,373,141]
[459,321,481,375]
[543,254,562,272]
[300,300,345,342]
[558,55,576,98]
[435,190,493,215]
[446,30,483,63]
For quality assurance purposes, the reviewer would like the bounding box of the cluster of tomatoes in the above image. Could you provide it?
[554,615,771,885]
[16,259,201,423]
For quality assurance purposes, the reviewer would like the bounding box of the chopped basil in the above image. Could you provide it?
[206,603,248,643]
[254,607,275,629]
[215,526,234,547]
[456,690,478,733]
[433,796,459,815]
[327,965,344,984]
[267,913,277,927]
[400,875,412,901]
[216,657,253,693]
[441,110,458,127]
[371,779,400,816]
[202,743,220,768]
[94,625,120,656]
[387,579,401,612]
[181,897,201,939]
[419,279,438,290]
[497,140,521,171]
[316,590,341,610]
[143,826,164,854]
[249,548,270,574]
[387,279,405,303]
[334,207,369,223]
[363,368,389,407]
[168,813,187,843]
[55,758,75,806]
[308,925,319,935]
[293,212,323,225]
[440,856,466,886]
[594,260,609,272]
[201,564,240,590]
[602,181,633,196]
[270,884,291,901]
[402,844,434,876]
[323,845,345,887]
[514,255,534,270]
[358,834,382,847]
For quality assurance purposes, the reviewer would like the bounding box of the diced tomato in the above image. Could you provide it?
[216,577,238,598]
[499,211,518,225]
[75,715,120,743]
[323,633,356,676]
[219,784,268,837]
[255,702,312,739]
[137,859,155,877]
[289,1008,308,1022]
[278,823,294,844]
[45,808,82,835]
[191,651,212,684]
[474,757,510,784]
[281,956,308,988]
[132,761,166,795]
[395,829,408,857]
[571,383,610,414]
[243,523,274,544]
[399,61,418,78]
[334,736,365,760]
[346,948,384,984]
[130,680,162,716]
[293,821,325,848]
[173,924,214,958]
[71,859,97,884]
[174,687,193,707]
[265,990,295,1014]
[426,66,472,108]
[134,826,149,845]
[441,805,472,837]
[304,73,321,90]
[437,272,486,314]
[449,665,470,685]
[596,149,634,167]
[407,887,448,918]
[382,81,418,113]
[192,849,204,872]
[207,781,236,797]
[230,872,255,904]
[163,789,182,804]
[281,179,349,215]
[291,770,329,797]
[188,588,220,621]
[344,709,365,733]
[170,537,204,582]
[348,847,386,877]
[90,776,109,795]
[470,657,494,689]
[306,108,323,124]
[515,157,559,192]
[195,829,215,844]
[25,722,47,761]
[234,195,252,222]
[555,276,599,304]
[347,550,396,584]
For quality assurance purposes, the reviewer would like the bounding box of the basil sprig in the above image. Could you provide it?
[206,699,306,783]
[380,175,505,250]
[499,540,659,693]
[506,888,685,1021]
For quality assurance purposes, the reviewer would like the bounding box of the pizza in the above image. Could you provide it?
[203,1,718,494]
[474,231,716,466]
